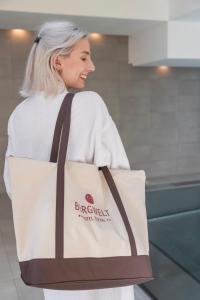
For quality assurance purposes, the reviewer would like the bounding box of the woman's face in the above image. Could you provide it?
[55,37,95,89]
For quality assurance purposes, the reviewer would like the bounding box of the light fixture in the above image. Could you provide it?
[89,33,103,41]
[157,65,170,74]
[10,29,29,39]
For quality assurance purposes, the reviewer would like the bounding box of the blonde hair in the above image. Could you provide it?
[19,21,88,98]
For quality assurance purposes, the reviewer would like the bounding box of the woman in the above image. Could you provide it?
[3,21,134,300]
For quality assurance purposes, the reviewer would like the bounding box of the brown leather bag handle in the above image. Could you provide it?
[50,93,137,258]
[50,93,74,163]
[50,93,74,258]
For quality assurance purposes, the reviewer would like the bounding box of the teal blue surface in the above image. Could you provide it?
[142,184,200,300]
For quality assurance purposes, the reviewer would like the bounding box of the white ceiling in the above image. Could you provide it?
[172,9,200,22]
[0,10,160,35]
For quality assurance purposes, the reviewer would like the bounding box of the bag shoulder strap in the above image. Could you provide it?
[49,92,137,258]
[50,92,74,163]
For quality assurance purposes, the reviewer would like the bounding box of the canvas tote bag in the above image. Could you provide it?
[8,93,153,290]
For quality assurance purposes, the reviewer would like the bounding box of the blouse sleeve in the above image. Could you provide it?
[3,114,15,199]
[93,97,130,170]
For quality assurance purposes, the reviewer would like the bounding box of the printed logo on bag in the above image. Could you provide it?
[75,193,112,222]
[85,193,94,204]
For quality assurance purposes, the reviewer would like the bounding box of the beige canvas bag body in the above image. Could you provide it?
[8,93,153,290]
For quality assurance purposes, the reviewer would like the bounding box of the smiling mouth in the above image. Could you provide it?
[80,74,88,79]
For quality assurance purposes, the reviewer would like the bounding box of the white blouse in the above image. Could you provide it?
[3,89,134,300]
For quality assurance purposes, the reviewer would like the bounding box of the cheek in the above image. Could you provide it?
[62,62,80,79]
[60,68,71,83]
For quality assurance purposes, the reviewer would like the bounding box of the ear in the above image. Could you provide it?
[52,55,63,71]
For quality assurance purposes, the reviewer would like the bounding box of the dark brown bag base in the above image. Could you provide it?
[20,255,153,290]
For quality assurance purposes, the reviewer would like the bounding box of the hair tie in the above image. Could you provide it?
[34,36,41,44]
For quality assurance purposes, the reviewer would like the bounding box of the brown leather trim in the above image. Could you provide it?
[24,279,150,290]
[100,166,137,255]
[55,94,74,258]
[50,93,74,258]
[50,93,74,163]
[20,255,153,290]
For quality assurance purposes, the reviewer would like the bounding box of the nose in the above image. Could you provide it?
[88,59,95,73]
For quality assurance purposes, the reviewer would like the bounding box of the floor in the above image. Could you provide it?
[142,183,200,300]
[0,193,151,300]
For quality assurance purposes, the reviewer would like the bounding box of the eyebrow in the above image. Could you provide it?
[81,51,91,55]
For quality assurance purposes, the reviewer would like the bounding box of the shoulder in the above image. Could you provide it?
[7,98,30,127]
[7,91,54,124]
[74,91,106,108]
[73,91,111,130]
[73,91,108,115]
